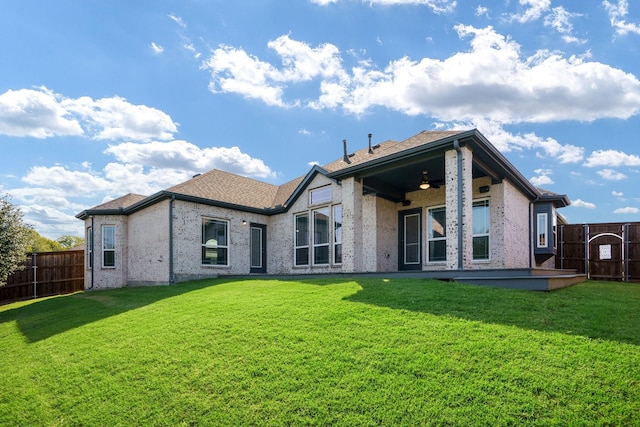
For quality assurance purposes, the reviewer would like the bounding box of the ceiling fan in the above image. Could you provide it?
[419,171,442,190]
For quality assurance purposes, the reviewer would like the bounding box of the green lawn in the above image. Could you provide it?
[1,278,639,426]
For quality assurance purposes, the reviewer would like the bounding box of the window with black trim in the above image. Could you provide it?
[427,206,446,262]
[202,218,229,266]
[472,200,490,260]
[102,225,115,268]
[295,213,309,266]
[333,205,342,264]
[86,226,93,269]
[313,207,330,265]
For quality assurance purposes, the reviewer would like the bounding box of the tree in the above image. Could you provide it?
[0,195,31,286]
[57,235,85,249]
[25,229,63,253]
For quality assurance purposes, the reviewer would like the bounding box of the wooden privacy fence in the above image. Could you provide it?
[556,222,640,282]
[0,250,85,303]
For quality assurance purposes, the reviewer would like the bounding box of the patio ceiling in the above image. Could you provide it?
[358,153,494,203]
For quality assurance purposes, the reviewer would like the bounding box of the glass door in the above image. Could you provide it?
[399,209,422,270]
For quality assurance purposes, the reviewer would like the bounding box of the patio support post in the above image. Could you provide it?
[446,142,474,270]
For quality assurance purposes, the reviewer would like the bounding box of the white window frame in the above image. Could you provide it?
[427,206,447,263]
[309,186,332,205]
[102,225,116,268]
[472,199,490,261]
[202,217,229,266]
[537,213,548,248]
[294,212,310,266]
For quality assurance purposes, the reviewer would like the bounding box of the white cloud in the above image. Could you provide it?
[612,190,624,197]
[543,7,585,44]
[310,0,456,14]
[438,118,584,163]
[0,88,83,138]
[597,169,627,180]
[530,168,554,186]
[509,0,550,23]
[603,0,640,36]
[203,27,640,126]
[168,14,187,29]
[104,140,275,179]
[614,206,640,214]
[150,42,164,54]
[63,95,177,141]
[22,165,112,196]
[584,149,640,167]
[0,87,178,142]
[571,199,597,209]
[475,6,489,17]
[203,44,289,107]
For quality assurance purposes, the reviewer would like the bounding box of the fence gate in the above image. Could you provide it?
[557,222,640,282]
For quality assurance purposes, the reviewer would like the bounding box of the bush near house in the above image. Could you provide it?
[0,278,638,426]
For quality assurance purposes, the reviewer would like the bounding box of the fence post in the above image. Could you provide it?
[584,224,589,279]
[625,223,630,283]
[32,252,38,299]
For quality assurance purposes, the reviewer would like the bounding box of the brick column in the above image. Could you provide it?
[341,177,363,273]
[445,145,473,270]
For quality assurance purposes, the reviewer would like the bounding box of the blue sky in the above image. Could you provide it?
[1,0,639,238]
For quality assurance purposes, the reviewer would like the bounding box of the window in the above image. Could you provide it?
[295,213,309,266]
[428,207,446,262]
[202,218,229,266]
[537,213,548,248]
[472,200,490,260]
[313,207,330,265]
[333,205,342,264]
[102,225,115,268]
[310,186,331,205]
[86,226,93,269]
[552,208,558,250]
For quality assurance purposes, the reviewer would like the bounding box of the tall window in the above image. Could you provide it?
[102,225,115,268]
[472,200,490,260]
[537,213,548,248]
[428,207,446,262]
[313,207,330,265]
[333,205,342,264]
[552,208,558,250]
[295,213,309,266]
[86,226,93,269]
[202,218,229,265]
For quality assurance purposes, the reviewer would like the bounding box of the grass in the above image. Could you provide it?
[0,278,639,426]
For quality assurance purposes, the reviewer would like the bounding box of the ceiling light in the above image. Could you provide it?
[419,171,430,190]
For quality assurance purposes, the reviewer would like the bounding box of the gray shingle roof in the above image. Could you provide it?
[82,130,469,214]
[91,193,148,210]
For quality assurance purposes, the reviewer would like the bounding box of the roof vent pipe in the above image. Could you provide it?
[368,133,373,154]
[343,139,351,163]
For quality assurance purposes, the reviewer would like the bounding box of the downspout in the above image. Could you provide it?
[169,195,175,284]
[528,198,539,269]
[90,215,95,289]
[453,139,463,271]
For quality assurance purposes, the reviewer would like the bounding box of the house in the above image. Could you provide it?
[76,129,584,290]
